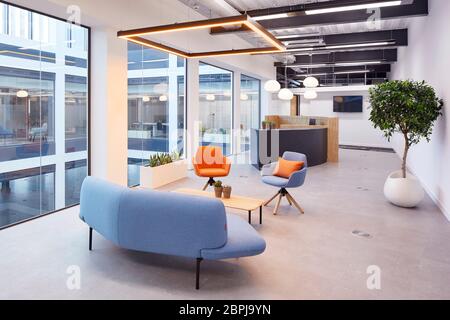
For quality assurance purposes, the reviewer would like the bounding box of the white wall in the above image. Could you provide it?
[266,94,291,116]
[390,0,450,220]
[298,88,390,148]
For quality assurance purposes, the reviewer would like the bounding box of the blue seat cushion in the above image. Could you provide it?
[201,214,266,260]
[262,175,289,188]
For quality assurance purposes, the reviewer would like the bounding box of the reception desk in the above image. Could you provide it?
[251,128,328,169]
[251,116,339,169]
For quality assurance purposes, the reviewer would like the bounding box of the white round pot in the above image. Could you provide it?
[384,170,425,208]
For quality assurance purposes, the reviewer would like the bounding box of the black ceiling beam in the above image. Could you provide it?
[277,64,391,76]
[211,0,427,34]
[245,0,408,17]
[321,29,407,46]
[277,29,407,45]
[261,0,428,31]
[275,49,397,67]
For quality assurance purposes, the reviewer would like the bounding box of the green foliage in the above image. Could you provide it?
[369,80,443,177]
[214,180,223,188]
[170,150,181,162]
[148,151,182,168]
[369,80,443,145]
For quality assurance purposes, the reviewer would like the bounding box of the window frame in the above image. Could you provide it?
[0,0,91,231]
[198,61,235,155]
[241,73,262,130]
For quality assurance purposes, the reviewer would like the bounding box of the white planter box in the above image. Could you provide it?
[140,160,188,189]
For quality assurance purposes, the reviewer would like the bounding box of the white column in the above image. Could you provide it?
[233,71,241,155]
[168,54,178,153]
[90,28,128,185]
[186,58,199,166]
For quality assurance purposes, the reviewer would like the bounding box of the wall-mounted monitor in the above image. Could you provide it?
[333,96,363,113]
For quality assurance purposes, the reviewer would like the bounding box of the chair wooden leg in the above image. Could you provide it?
[273,194,283,215]
[286,195,293,206]
[264,191,280,207]
[287,193,305,214]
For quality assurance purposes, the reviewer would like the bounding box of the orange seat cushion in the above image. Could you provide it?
[273,157,304,179]
[195,168,230,178]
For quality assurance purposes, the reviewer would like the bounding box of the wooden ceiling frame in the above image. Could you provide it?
[117,14,285,59]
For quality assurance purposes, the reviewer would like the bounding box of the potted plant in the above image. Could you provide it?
[262,121,274,130]
[214,180,223,198]
[223,185,232,199]
[369,80,443,207]
[140,150,188,189]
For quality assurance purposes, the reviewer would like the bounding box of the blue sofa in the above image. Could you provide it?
[79,177,266,289]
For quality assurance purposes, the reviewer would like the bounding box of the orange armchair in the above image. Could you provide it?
[193,146,231,190]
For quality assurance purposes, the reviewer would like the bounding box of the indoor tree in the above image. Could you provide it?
[369,80,443,178]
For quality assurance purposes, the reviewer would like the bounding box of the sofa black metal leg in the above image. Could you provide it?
[89,227,93,251]
[196,258,203,290]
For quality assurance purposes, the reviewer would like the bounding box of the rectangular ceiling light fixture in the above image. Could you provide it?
[118,14,285,59]
[252,13,289,21]
[305,1,403,15]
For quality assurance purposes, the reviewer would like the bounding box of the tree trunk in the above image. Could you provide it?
[402,132,409,179]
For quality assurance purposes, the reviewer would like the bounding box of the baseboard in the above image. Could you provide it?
[339,142,392,149]
[392,149,450,222]
[340,145,395,153]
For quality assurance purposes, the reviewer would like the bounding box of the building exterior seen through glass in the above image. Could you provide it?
[0,2,89,228]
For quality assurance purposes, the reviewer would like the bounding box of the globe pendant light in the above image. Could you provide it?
[304,89,318,100]
[264,80,281,93]
[303,76,319,88]
[279,88,294,101]
[304,54,319,88]
[278,58,294,101]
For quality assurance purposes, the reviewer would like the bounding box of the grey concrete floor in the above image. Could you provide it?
[1,149,450,300]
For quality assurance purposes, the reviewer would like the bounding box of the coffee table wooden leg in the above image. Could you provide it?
[248,211,252,224]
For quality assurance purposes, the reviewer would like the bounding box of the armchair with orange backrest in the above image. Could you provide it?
[193,146,231,190]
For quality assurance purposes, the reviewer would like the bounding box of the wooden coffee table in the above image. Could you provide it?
[174,188,265,225]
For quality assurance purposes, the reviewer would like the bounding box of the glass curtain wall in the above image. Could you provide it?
[198,62,233,156]
[127,43,186,187]
[240,75,260,153]
[0,2,89,228]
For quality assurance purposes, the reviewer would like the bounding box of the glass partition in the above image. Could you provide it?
[127,43,186,187]
[0,2,89,229]
[198,62,233,156]
[240,74,260,153]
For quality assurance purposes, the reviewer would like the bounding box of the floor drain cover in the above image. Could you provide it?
[352,230,372,238]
